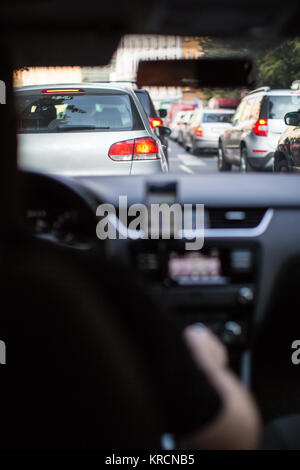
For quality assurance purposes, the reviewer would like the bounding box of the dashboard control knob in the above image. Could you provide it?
[222,321,243,344]
[238,286,254,304]
[224,321,242,336]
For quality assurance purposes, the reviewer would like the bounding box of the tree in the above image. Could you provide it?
[197,36,300,92]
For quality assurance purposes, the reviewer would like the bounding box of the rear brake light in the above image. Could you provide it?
[196,126,203,137]
[108,140,134,161]
[41,88,85,94]
[253,119,268,137]
[134,137,159,160]
[108,137,159,161]
[149,118,163,128]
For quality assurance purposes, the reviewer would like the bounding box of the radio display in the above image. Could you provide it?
[168,249,226,285]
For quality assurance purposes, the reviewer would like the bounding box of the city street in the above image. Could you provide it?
[168,138,219,173]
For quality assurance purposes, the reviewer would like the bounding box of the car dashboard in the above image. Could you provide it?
[21,171,300,382]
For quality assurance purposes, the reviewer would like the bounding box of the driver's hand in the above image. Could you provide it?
[183,325,229,374]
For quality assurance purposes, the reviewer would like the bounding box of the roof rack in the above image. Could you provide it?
[246,86,271,96]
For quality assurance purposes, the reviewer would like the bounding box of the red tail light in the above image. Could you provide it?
[177,122,181,126]
[149,118,163,129]
[253,119,268,137]
[41,88,85,94]
[108,137,159,161]
[108,140,134,161]
[196,126,203,137]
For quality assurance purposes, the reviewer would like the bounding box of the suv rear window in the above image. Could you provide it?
[203,113,233,123]
[17,91,144,133]
[267,94,300,120]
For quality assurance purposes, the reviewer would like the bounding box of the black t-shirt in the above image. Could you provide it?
[102,258,222,438]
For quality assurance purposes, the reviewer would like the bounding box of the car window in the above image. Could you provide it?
[240,98,256,121]
[202,113,233,123]
[232,101,246,123]
[267,95,300,119]
[190,110,202,126]
[135,90,157,118]
[17,92,144,133]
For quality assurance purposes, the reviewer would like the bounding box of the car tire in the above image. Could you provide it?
[191,140,199,156]
[218,142,231,171]
[277,158,289,173]
[240,146,250,173]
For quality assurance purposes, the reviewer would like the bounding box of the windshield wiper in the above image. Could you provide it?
[56,125,111,131]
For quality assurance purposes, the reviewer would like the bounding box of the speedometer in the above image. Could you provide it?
[51,210,80,244]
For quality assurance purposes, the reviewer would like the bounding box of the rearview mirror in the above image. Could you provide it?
[284,112,300,127]
[137,58,254,88]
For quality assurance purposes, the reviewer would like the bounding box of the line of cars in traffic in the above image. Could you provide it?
[169,84,300,173]
[15,81,300,176]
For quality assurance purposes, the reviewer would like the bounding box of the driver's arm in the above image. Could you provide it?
[181,326,261,450]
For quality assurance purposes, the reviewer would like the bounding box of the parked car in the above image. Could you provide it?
[16,84,169,176]
[185,108,234,154]
[134,88,169,161]
[177,110,194,147]
[218,87,300,172]
[274,109,300,172]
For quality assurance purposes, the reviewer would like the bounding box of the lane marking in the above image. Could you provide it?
[177,153,206,166]
[179,164,194,174]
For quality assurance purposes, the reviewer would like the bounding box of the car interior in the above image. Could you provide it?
[2,0,300,451]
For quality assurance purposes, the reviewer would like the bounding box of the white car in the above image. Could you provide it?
[186,108,234,154]
[16,83,168,176]
[169,111,186,141]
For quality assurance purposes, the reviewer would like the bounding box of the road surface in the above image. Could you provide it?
[168,139,218,174]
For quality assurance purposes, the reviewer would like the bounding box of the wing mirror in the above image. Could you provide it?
[284,112,300,126]
[154,126,171,138]
[158,108,167,118]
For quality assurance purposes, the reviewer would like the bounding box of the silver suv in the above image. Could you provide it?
[218,87,300,172]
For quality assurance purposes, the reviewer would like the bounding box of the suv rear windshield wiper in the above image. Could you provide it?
[56,125,111,131]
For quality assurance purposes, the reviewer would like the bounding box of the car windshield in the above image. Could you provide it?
[17,92,143,133]
[14,34,300,176]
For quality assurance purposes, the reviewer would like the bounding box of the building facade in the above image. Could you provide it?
[111,35,183,107]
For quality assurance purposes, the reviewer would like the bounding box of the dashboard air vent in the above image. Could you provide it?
[207,208,266,229]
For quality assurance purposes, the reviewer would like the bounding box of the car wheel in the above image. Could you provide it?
[191,140,199,156]
[240,147,250,172]
[278,159,289,173]
[218,142,231,171]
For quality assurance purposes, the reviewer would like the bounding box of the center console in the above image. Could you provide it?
[131,238,259,361]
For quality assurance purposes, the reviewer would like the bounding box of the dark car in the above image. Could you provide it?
[274,110,300,172]
[134,88,169,160]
